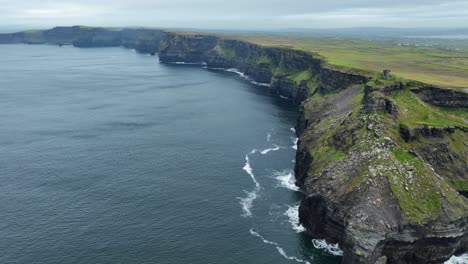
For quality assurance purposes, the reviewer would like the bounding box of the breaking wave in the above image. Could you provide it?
[445,254,468,264]
[290,127,298,150]
[312,239,344,256]
[251,80,271,87]
[169,61,205,65]
[226,68,248,78]
[260,145,281,155]
[226,68,271,87]
[284,205,306,233]
[238,153,261,217]
[292,137,298,150]
[274,170,300,192]
[249,229,311,264]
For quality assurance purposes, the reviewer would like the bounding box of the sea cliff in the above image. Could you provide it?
[0,26,164,54]
[157,32,468,264]
[1,27,466,264]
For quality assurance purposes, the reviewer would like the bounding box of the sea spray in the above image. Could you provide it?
[292,137,298,150]
[312,239,344,256]
[290,127,298,150]
[445,254,468,264]
[274,170,300,192]
[284,205,306,233]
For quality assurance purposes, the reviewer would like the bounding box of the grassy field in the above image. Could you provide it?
[232,34,468,89]
[391,89,467,127]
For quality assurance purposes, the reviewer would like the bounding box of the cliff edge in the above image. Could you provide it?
[157,32,468,263]
[1,28,466,263]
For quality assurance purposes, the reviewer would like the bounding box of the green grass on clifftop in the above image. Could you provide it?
[233,35,468,88]
[391,89,468,128]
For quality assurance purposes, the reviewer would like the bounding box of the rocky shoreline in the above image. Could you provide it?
[1,27,467,264]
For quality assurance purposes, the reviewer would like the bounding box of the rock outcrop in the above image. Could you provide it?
[411,86,468,108]
[297,83,467,264]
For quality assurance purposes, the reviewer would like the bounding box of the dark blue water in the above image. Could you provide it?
[0,44,341,264]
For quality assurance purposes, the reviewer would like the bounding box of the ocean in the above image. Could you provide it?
[0,44,341,264]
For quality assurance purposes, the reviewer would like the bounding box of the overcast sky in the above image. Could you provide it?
[1,0,467,30]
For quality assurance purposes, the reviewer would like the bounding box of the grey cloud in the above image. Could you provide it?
[0,0,466,29]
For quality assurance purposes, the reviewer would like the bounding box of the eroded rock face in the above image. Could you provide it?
[270,78,309,104]
[399,125,459,142]
[158,33,377,108]
[296,81,467,263]
[320,67,370,94]
[411,86,468,108]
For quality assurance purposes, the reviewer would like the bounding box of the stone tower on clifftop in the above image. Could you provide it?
[383,69,391,79]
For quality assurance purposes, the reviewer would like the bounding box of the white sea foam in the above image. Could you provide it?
[188,65,271,87]
[238,190,258,218]
[292,137,298,150]
[445,254,468,264]
[249,229,311,264]
[267,133,271,142]
[242,154,260,189]
[260,145,281,155]
[249,149,258,154]
[170,61,204,65]
[226,68,248,78]
[238,153,260,217]
[312,239,344,256]
[280,95,289,99]
[290,127,296,133]
[275,170,300,192]
[251,80,271,87]
[284,205,306,232]
[204,66,226,70]
[224,68,271,87]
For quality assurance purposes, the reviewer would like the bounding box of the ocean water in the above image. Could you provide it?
[0,44,341,264]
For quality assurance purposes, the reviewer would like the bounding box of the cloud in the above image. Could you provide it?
[0,0,466,29]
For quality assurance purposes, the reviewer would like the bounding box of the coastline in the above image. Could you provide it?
[1,27,467,263]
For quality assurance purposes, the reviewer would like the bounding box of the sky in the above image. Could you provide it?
[1,0,467,30]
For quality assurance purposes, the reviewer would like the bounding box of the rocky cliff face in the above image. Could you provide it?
[159,32,370,102]
[159,32,468,263]
[411,86,468,109]
[0,26,165,54]
[2,28,466,263]
[297,82,467,264]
